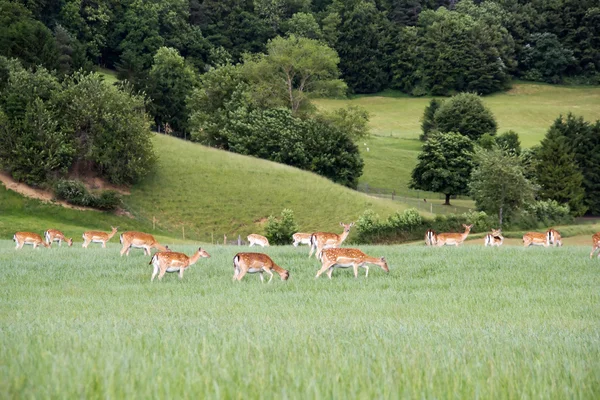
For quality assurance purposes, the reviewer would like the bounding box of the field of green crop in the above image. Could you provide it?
[2,240,599,398]
[315,82,600,190]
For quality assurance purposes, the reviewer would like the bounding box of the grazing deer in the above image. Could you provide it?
[44,229,73,247]
[484,229,504,247]
[292,232,312,247]
[590,233,600,259]
[82,226,118,248]
[150,247,210,281]
[233,252,289,283]
[547,228,562,247]
[309,222,354,259]
[247,234,269,247]
[119,231,169,256]
[522,231,550,247]
[315,248,389,279]
[435,224,473,247]
[13,232,49,249]
[424,229,437,246]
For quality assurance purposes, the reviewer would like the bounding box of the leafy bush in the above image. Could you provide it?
[434,93,498,141]
[264,209,299,245]
[54,179,122,211]
[525,200,572,227]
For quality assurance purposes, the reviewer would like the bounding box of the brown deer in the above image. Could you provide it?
[436,224,473,246]
[424,229,437,246]
[13,232,49,249]
[315,248,389,279]
[309,222,354,259]
[82,227,118,248]
[484,229,504,247]
[232,253,289,283]
[119,231,168,256]
[150,247,210,281]
[247,234,269,247]
[44,229,73,247]
[590,233,600,259]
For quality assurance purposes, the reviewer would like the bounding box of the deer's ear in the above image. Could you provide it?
[340,222,344,226]
[380,256,386,261]
[350,222,355,227]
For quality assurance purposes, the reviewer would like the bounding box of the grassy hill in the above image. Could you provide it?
[1,134,409,243]
[314,82,600,190]
[125,134,407,242]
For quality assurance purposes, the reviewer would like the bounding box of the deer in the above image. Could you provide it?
[435,224,473,247]
[13,232,49,249]
[315,248,389,279]
[119,231,169,256]
[547,228,562,247]
[233,252,289,283]
[590,233,600,259]
[424,229,437,246]
[309,222,354,259]
[150,247,211,281]
[292,232,312,247]
[82,226,118,248]
[247,234,269,247]
[44,229,73,247]
[484,229,504,247]
[522,231,550,247]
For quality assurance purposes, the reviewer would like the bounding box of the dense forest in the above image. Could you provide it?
[1,0,600,220]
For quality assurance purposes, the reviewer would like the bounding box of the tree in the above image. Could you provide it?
[319,105,370,142]
[265,208,299,245]
[534,126,587,216]
[495,130,521,156]
[420,98,442,141]
[331,0,391,93]
[147,47,196,138]
[469,148,536,226]
[242,35,346,114]
[284,12,322,39]
[410,132,475,205]
[434,93,497,141]
[521,33,575,83]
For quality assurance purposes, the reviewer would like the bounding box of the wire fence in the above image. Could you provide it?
[356,183,474,215]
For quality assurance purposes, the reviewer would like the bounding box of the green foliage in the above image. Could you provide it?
[332,0,390,93]
[420,98,441,141]
[521,33,575,83]
[242,35,346,114]
[410,132,475,205]
[434,93,497,141]
[264,208,299,245]
[319,105,370,142]
[54,179,122,210]
[54,25,90,77]
[469,148,536,226]
[285,12,322,39]
[147,47,197,137]
[523,200,572,228]
[226,108,364,188]
[57,72,156,185]
[496,130,521,156]
[534,126,587,216]
[0,0,59,70]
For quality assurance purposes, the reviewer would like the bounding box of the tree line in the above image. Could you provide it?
[410,93,600,221]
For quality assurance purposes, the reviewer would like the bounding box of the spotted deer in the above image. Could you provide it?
[150,247,210,281]
[315,248,389,279]
[232,252,289,283]
[309,222,354,259]
[13,232,49,249]
[44,229,73,247]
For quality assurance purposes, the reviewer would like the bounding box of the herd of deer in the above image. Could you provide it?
[11,223,600,282]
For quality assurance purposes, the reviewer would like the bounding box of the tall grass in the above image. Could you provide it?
[1,241,599,398]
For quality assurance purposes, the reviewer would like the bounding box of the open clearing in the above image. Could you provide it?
[315,83,600,189]
[1,241,599,398]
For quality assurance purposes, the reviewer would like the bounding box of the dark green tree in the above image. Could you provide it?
[147,47,197,138]
[521,33,574,83]
[469,148,536,226]
[420,98,442,141]
[434,93,497,141]
[534,126,587,216]
[496,131,521,156]
[410,132,475,205]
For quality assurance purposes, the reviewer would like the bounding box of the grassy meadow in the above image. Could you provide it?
[314,82,600,190]
[1,240,599,398]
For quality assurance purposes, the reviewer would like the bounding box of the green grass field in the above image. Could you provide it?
[1,241,599,398]
[315,82,600,189]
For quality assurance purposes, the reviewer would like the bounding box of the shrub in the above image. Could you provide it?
[264,209,299,245]
[93,190,122,211]
[54,179,122,211]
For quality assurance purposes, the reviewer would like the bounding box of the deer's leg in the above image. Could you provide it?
[326,266,334,279]
[179,268,184,279]
[353,263,359,278]
[120,245,128,256]
[236,268,248,281]
[265,269,274,283]
[151,264,159,282]
[316,261,334,279]
[363,264,370,278]
[158,267,167,280]
[591,245,599,259]
[308,242,315,258]
[259,272,264,283]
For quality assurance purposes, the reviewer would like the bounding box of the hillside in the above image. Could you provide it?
[124,134,407,242]
[314,82,600,190]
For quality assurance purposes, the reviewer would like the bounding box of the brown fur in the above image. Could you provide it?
[424,229,437,246]
[484,229,504,247]
[590,233,600,259]
[150,247,210,281]
[82,227,118,248]
[547,228,562,247]
[233,252,289,282]
[13,232,49,249]
[436,224,473,246]
[292,232,312,247]
[309,222,354,259]
[247,234,269,247]
[45,229,73,247]
[120,231,168,256]
[316,248,389,279]
[523,231,550,247]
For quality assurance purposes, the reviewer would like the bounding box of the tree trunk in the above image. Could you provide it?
[444,193,451,205]
[499,206,503,227]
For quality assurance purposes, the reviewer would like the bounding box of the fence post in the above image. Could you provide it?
[238,235,241,246]
[430,203,433,214]
[223,234,227,245]
[182,226,185,240]
[153,216,156,231]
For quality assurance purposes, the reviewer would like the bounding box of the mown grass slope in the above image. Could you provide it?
[315,82,600,189]
[1,242,599,398]
[125,134,406,242]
